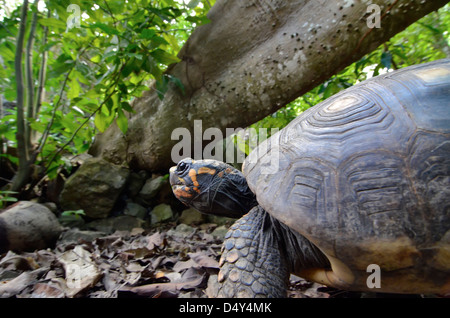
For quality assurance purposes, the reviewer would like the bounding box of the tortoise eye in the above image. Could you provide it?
[176,161,189,174]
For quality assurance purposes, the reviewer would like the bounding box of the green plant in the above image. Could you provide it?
[0,190,18,209]
[0,0,214,194]
[60,209,85,218]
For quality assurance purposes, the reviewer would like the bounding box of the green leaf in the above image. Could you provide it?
[150,36,170,48]
[84,89,101,99]
[121,101,135,113]
[46,159,62,180]
[0,191,18,195]
[150,48,180,65]
[380,51,392,69]
[49,60,75,78]
[187,0,201,8]
[417,22,442,35]
[323,82,339,99]
[0,42,15,61]
[156,75,170,100]
[169,76,185,95]
[116,108,128,134]
[125,52,143,60]
[140,29,157,39]
[61,209,85,217]
[143,56,163,80]
[91,55,102,63]
[163,33,180,52]
[94,106,109,132]
[38,17,67,30]
[89,23,120,35]
[67,77,81,99]
[185,15,211,26]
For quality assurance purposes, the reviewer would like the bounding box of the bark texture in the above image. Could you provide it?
[90,0,448,172]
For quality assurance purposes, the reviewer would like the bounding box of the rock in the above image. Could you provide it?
[151,204,173,224]
[41,202,57,213]
[126,171,149,198]
[178,208,205,225]
[57,229,106,245]
[167,224,196,238]
[206,215,237,227]
[58,213,85,228]
[85,216,146,234]
[0,201,63,253]
[59,157,130,219]
[210,225,229,240]
[124,202,148,219]
[138,176,167,201]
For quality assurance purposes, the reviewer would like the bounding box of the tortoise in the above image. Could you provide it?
[169,59,450,297]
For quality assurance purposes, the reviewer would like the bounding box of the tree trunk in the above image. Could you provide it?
[90,0,448,173]
[11,0,31,192]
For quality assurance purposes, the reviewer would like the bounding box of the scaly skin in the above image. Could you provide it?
[217,206,289,297]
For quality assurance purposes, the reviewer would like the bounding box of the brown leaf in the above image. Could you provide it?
[118,273,205,298]
[125,261,144,272]
[130,228,145,236]
[121,247,155,259]
[58,246,102,297]
[173,259,197,272]
[0,251,40,271]
[146,232,167,251]
[0,268,47,297]
[31,282,65,298]
[188,252,219,270]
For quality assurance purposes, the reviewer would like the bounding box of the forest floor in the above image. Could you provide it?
[0,221,417,299]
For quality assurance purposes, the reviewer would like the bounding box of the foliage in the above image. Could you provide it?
[250,3,450,142]
[0,190,18,208]
[0,0,214,191]
[60,209,85,217]
[1,1,448,195]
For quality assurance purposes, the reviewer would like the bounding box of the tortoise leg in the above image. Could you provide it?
[216,206,289,298]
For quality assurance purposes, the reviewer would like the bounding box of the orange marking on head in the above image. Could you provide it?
[189,168,199,187]
[173,187,193,199]
[198,167,216,175]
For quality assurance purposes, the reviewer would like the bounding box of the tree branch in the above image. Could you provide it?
[34,5,50,121]
[35,61,127,187]
[25,0,39,147]
[42,82,119,176]
[36,68,73,155]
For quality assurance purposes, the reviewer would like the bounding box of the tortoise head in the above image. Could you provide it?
[169,158,257,218]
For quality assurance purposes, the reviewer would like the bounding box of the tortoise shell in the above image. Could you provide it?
[243,59,450,293]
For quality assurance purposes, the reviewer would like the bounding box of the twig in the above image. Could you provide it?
[34,6,50,118]
[37,44,89,155]
[101,0,118,24]
[36,68,73,154]
[41,62,126,176]
[42,86,117,175]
